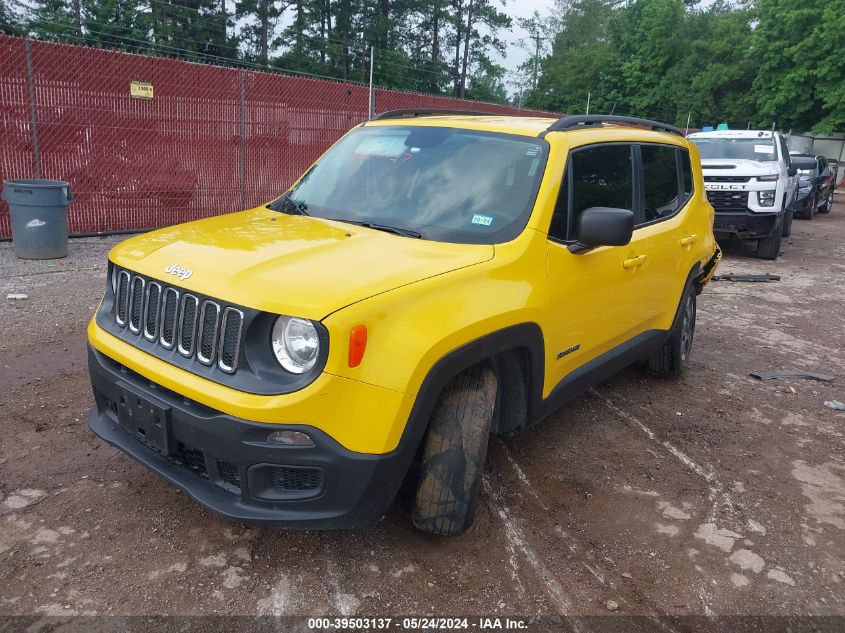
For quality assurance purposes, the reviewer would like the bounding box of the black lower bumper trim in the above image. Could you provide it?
[87,345,413,529]
[713,209,781,239]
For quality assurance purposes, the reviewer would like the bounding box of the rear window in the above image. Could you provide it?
[641,145,681,223]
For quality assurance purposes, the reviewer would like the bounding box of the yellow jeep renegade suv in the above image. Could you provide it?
[87,112,720,536]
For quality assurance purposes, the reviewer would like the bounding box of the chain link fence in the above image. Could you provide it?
[0,35,553,238]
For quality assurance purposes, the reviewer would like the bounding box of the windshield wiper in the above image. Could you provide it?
[328,218,422,239]
[271,194,309,216]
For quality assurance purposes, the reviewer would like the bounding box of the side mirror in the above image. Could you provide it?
[790,156,817,172]
[787,165,798,177]
[569,207,634,253]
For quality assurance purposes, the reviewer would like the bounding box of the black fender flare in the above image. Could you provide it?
[374,323,546,497]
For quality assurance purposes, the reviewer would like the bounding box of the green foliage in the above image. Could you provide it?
[522,0,843,131]
[26,0,79,42]
[1,0,22,35]
[83,0,151,52]
[753,0,844,133]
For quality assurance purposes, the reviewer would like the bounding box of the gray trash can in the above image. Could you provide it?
[2,179,73,259]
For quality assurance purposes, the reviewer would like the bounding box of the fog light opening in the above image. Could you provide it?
[267,430,314,447]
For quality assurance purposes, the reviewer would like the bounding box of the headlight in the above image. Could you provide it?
[758,175,779,182]
[758,190,776,207]
[271,316,319,374]
[110,265,118,293]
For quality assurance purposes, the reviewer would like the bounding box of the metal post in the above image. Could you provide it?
[25,40,41,179]
[239,69,246,209]
[684,112,691,136]
[585,92,591,115]
[368,46,375,120]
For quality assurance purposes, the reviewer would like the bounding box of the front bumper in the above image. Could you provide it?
[88,345,416,528]
[713,209,781,239]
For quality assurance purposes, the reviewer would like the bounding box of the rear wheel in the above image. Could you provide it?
[412,365,497,536]
[647,284,696,378]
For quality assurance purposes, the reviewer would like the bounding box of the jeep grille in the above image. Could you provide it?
[112,271,243,374]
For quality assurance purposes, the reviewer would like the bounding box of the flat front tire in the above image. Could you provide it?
[412,365,497,536]
[647,284,696,378]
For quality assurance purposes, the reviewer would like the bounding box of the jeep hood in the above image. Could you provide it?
[700,158,779,177]
[109,208,494,320]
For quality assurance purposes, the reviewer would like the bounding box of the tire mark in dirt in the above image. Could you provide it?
[493,440,683,632]
[591,389,747,617]
[482,475,580,627]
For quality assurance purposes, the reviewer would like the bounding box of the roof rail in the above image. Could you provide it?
[541,115,684,137]
[373,109,500,120]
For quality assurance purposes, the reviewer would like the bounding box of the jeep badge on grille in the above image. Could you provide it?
[165,264,193,281]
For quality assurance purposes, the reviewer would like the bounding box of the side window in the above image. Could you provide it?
[567,144,633,240]
[548,168,570,241]
[640,145,681,223]
[779,137,790,167]
[680,149,694,202]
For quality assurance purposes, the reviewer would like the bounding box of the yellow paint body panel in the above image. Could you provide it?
[93,115,719,455]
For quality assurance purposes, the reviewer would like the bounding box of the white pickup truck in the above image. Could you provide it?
[687,130,799,260]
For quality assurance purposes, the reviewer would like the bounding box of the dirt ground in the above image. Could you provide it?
[1,199,844,628]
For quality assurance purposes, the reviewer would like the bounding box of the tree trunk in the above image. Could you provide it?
[259,0,269,64]
[220,0,227,41]
[295,0,304,50]
[459,0,474,98]
[453,1,463,96]
[430,6,440,93]
[73,0,81,36]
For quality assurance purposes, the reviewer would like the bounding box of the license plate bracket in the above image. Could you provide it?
[115,381,172,455]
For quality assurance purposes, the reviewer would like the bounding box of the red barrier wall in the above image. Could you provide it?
[0,36,553,238]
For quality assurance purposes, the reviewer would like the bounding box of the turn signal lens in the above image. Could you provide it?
[267,430,313,446]
[348,325,368,368]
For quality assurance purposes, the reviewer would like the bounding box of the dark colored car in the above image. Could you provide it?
[794,154,836,219]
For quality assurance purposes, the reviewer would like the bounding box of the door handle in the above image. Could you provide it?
[622,254,648,269]
[680,234,698,247]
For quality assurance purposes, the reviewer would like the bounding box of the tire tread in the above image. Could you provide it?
[412,365,497,536]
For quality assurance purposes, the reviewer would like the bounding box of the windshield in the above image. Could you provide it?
[691,137,778,162]
[271,125,548,244]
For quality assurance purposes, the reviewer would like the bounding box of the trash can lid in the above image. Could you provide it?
[3,179,70,188]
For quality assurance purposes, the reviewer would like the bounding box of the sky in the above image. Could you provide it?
[492,0,555,92]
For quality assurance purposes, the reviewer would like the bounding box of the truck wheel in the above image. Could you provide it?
[781,208,794,236]
[412,365,497,536]
[647,284,696,378]
[756,220,782,260]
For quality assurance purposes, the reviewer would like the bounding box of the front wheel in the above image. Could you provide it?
[819,190,833,214]
[647,285,696,378]
[412,365,497,536]
[757,218,782,260]
[807,193,817,220]
[782,207,794,236]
